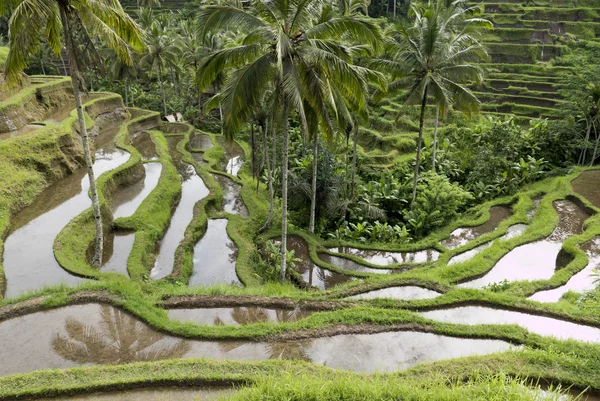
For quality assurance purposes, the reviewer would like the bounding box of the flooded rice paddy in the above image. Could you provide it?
[190,132,214,150]
[2,121,130,298]
[441,205,513,249]
[151,136,209,279]
[447,224,528,266]
[190,219,241,286]
[168,306,311,326]
[214,174,249,217]
[100,232,135,276]
[130,131,159,160]
[0,303,514,376]
[347,286,442,300]
[278,236,354,290]
[529,237,600,303]
[326,246,439,266]
[318,253,397,274]
[112,162,162,219]
[219,138,244,176]
[458,200,592,288]
[420,306,600,343]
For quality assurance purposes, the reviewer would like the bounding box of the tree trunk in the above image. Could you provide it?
[158,65,167,117]
[351,123,358,200]
[591,119,599,166]
[251,123,256,180]
[124,78,129,107]
[258,118,274,234]
[280,104,289,283]
[131,82,135,107]
[393,0,396,17]
[432,106,439,173]
[412,86,429,205]
[309,136,318,233]
[579,118,592,165]
[60,5,104,267]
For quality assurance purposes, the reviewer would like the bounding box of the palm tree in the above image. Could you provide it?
[2,0,144,267]
[197,0,383,282]
[374,0,489,204]
[140,20,178,116]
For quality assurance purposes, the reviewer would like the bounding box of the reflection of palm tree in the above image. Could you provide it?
[216,307,310,361]
[52,306,191,364]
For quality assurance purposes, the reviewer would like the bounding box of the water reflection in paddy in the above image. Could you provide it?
[347,286,441,300]
[214,174,248,217]
[420,306,600,343]
[277,236,353,290]
[448,224,527,266]
[0,303,514,376]
[2,121,130,298]
[190,219,240,286]
[100,233,135,276]
[529,237,600,303]
[458,200,592,289]
[168,307,311,326]
[441,205,512,249]
[151,137,209,280]
[326,246,439,266]
[219,138,244,176]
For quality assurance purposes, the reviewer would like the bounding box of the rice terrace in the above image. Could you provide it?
[1,0,600,399]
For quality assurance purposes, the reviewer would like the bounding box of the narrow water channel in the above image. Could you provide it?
[190,219,241,286]
[458,200,592,289]
[2,120,130,298]
[168,306,311,325]
[420,306,600,343]
[151,136,209,280]
[0,303,514,376]
[441,205,513,249]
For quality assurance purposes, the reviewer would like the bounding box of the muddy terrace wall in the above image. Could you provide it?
[0,76,73,133]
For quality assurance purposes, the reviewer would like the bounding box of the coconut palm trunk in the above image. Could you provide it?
[258,118,274,233]
[351,123,358,200]
[412,86,429,205]
[309,137,318,233]
[432,106,439,172]
[59,4,103,267]
[280,104,289,283]
[158,65,167,117]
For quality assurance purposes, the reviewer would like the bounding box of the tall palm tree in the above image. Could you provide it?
[2,0,144,267]
[374,0,489,204]
[140,20,178,116]
[197,0,383,282]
